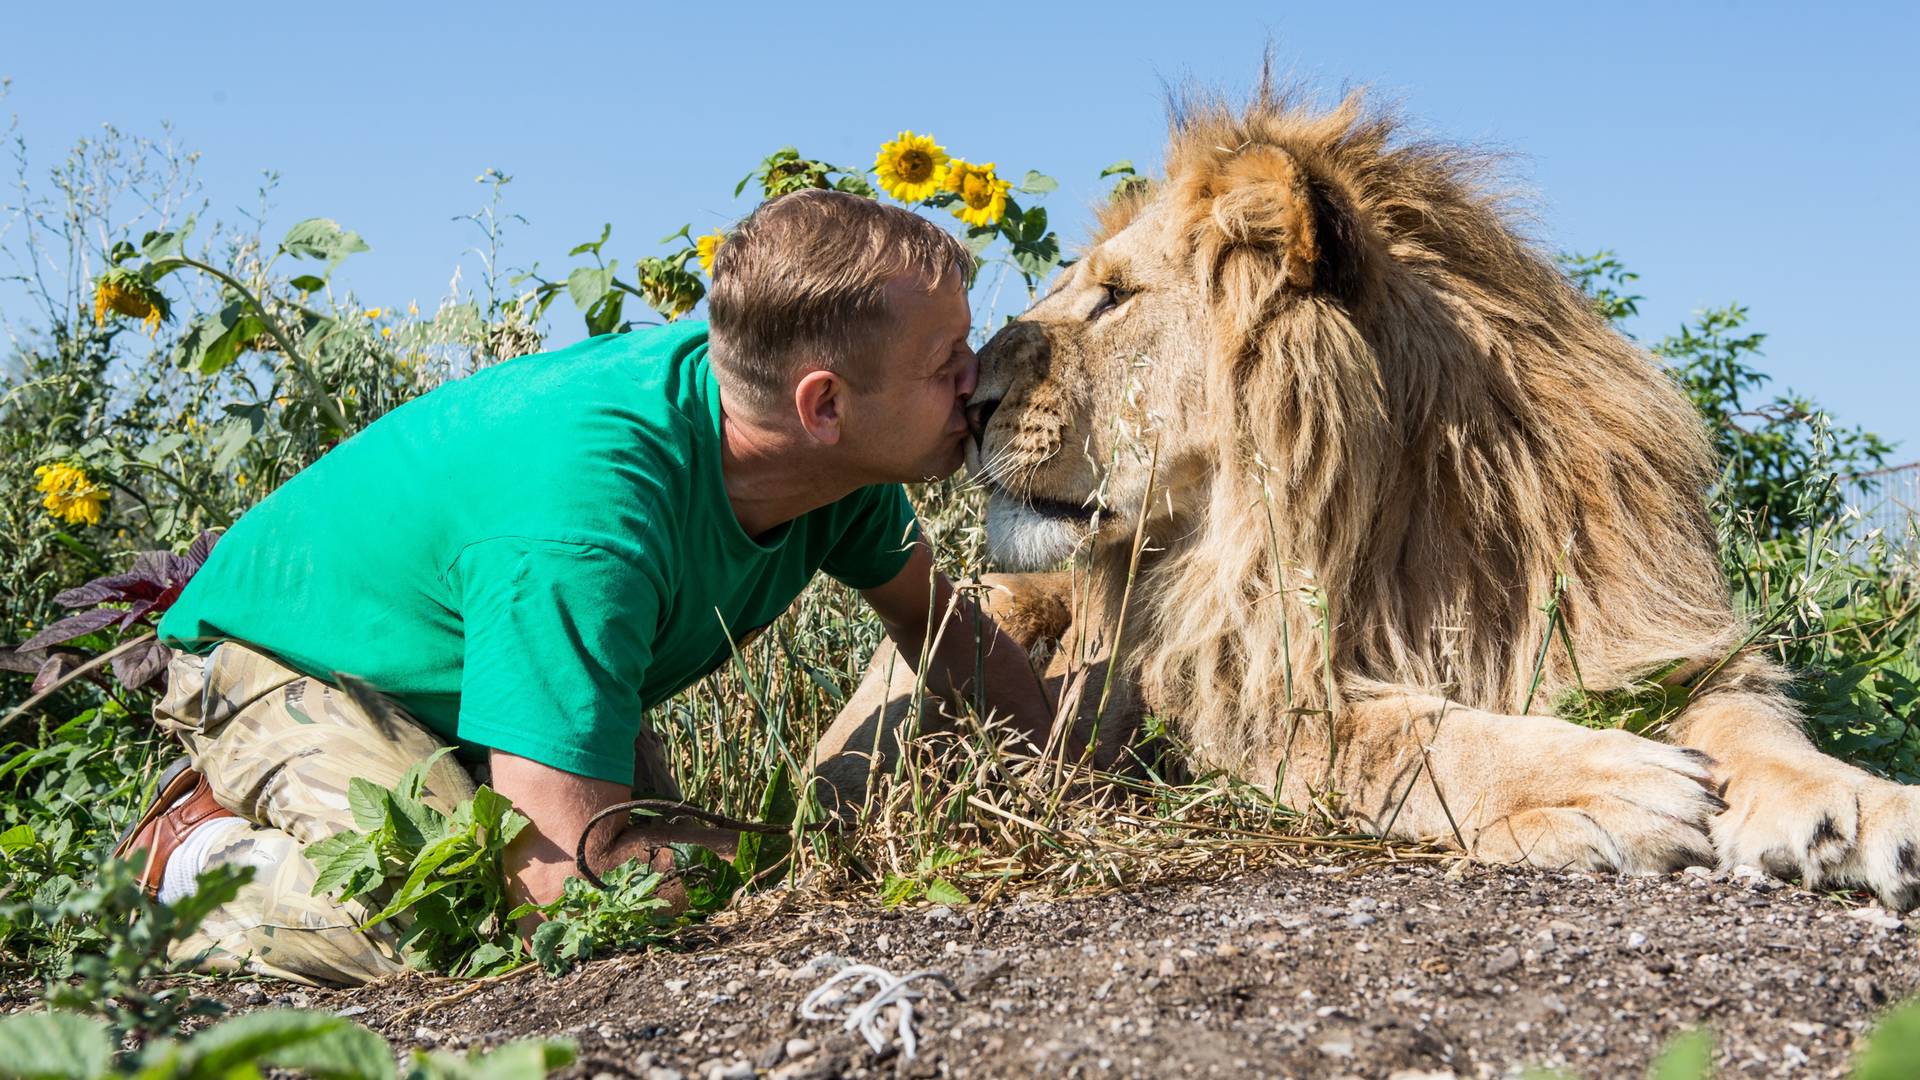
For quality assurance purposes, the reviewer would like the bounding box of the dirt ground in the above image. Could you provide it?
[118,860,1920,1079]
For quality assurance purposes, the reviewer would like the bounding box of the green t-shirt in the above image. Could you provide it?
[159,321,917,783]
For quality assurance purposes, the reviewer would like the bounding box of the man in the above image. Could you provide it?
[117,189,1052,986]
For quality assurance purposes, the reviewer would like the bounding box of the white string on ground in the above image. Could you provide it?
[797,964,960,1060]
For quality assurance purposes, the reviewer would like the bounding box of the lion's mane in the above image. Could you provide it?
[1110,87,1748,766]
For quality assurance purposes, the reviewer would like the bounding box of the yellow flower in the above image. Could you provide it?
[364,308,382,319]
[943,158,1011,228]
[407,300,419,317]
[695,230,725,278]
[91,269,170,336]
[236,473,248,487]
[874,132,950,202]
[381,326,393,339]
[33,462,109,527]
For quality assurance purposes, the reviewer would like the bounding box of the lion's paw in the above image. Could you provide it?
[1714,757,1920,910]
[1470,730,1722,875]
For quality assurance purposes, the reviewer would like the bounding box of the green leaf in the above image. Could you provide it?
[1857,998,1920,1080]
[1017,170,1058,194]
[0,823,34,856]
[565,265,614,312]
[879,873,916,908]
[1099,160,1136,178]
[962,226,997,256]
[138,433,189,466]
[732,761,794,883]
[280,218,370,264]
[1010,234,1062,280]
[406,1039,574,1080]
[833,173,877,199]
[288,274,328,293]
[209,412,263,473]
[0,1010,113,1080]
[347,778,392,833]
[307,833,382,899]
[177,1010,391,1080]
[263,1021,396,1080]
[140,217,196,262]
[923,878,969,907]
[583,291,624,338]
[568,223,612,258]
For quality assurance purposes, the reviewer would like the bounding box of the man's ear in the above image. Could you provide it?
[794,369,844,446]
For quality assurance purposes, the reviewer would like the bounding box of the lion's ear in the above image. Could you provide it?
[1200,145,1359,303]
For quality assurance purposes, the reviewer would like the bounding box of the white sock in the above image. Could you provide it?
[158,816,251,904]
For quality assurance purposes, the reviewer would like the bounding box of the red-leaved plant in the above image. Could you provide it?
[2,530,220,695]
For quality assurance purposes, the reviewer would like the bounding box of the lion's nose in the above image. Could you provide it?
[966,397,1001,439]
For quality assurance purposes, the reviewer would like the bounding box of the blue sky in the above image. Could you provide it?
[5,2,1916,456]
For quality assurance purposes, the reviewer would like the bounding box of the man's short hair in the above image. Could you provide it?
[706,189,974,410]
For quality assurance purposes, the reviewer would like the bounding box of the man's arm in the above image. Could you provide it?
[490,750,735,915]
[859,541,1053,746]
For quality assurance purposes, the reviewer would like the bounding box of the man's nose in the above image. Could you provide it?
[956,349,980,401]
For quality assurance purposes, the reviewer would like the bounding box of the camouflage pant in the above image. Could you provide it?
[153,641,678,987]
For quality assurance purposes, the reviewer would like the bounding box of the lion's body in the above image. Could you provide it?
[821,80,1920,909]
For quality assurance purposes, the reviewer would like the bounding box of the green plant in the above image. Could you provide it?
[0,1007,574,1080]
[879,845,980,907]
[302,750,530,977]
[32,858,252,1045]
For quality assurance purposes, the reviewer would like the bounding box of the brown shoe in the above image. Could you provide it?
[114,757,240,897]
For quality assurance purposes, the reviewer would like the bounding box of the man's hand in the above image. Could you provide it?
[489,751,735,920]
[859,541,1054,746]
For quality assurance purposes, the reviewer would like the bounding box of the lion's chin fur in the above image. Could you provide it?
[984,491,1087,571]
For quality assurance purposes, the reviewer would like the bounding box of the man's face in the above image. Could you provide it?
[844,273,978,482]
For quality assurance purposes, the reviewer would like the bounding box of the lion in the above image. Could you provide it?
[815,81,1920,909]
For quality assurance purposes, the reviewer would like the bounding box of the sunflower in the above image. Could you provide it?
[943,158,1011,229]
[874,131,950,203]
[33,462,109,527]
[91,268,170,336]
[696,230,726,278]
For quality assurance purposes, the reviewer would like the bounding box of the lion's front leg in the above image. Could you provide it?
[1667,680,1920,910]
[1274,694,1722,874]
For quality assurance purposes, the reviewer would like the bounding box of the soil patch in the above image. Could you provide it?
[21,862,1920,1078]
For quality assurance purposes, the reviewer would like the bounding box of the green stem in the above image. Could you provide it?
[158,257,349,432]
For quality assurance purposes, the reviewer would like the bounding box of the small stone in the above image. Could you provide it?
[1854,976,1884,1006]
[644,1069,685,1080]
[284,991,313,1009]
[784,1038,816,1060]
[875,932,892,952]
[1346,912,1377,929]
[1625,931,1648,950]
[1347,896,1379,912]
[1157,956,1178,977]
[724,978,746,995]
[333,1005,368,1018]
[1316,1037,1355,1059]
[1485,947,1521,976]
[236,983,268,1006]
[665,978,690,993]
[413,1027,439,1046]
[756,1039,786,1069]
[1847,906,1904,931]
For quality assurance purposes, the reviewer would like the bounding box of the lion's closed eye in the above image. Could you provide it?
[1088,282,1136,320]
